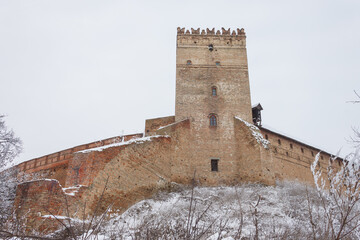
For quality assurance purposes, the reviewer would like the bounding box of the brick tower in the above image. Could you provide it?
[172,27,254,184]
[175,27,252,123]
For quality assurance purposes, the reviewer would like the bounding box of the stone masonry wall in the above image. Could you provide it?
[260,127,341,185]
[14,133,143,187]
[78,136,173,217]
[12,179,86,234]
[145,116,175,136]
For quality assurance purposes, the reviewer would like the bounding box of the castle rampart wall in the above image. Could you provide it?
[260,127,342,184]
[15,133,143,186]
[77,136,173,216]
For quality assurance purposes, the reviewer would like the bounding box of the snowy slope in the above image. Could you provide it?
[81,181,357,239]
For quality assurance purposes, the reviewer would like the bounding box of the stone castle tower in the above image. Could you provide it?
[175,27,251,123]
[172,27,256,184]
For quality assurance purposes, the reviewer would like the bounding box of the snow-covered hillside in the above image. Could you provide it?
[79,181,360,240]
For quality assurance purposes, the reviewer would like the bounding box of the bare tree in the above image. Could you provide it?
[0,114,22,169]
[0,115,22,230]
[310,139,360,239]
[347,90,360,104]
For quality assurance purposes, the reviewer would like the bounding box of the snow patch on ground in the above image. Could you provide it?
[235,116,269,149]
[76,135,170,153]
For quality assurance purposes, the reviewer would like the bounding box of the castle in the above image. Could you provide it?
[9,27,341,233]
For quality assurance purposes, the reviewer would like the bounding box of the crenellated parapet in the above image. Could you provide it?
[177,27,245,36]
[177,27,246,47]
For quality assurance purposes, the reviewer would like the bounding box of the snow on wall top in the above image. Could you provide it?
[76,135,170,154]
[235,116,269,149]
[158,118,189,130]
[260,124,340,158]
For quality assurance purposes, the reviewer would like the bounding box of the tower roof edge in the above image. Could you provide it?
[177,27,246,37]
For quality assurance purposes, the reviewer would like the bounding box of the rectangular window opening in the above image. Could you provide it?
[211,159,219,172]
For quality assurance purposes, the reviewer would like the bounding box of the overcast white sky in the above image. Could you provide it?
[0,0,359,165]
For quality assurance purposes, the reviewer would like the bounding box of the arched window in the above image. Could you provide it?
[209,114,217,126]
[211,86,217,96]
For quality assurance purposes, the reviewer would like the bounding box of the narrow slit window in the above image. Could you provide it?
[290,143,293,149]
[278,139,281,145]
[209,114,217,126]
[211,159,219,172]
[212,87,217,96]
[265,134,268,140]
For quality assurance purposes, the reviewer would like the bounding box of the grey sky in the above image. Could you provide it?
[0,0,359,166]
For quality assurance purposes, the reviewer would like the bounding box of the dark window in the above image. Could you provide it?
[210,114,217,126]
[290,143,293,149]
[265,134,268,140]
[321,156,324,160]
[211,159,219,172]
[208,44,214,51]
[212,87,217,96]
[187,60,192,65]
[286,152,289,156]
[278,139,281,145]
[311,151,314,157]
[301,148,304,153]
[215,61,220,66]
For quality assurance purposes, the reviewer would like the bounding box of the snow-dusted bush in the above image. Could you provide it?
[0,168,18,226]
[309,148,360,240]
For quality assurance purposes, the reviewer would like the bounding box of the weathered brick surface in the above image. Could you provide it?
[78,136,173,216]
[12,179,87,234]
[145,116,175,136]
[260,128,340,185]
[12,134,143,186]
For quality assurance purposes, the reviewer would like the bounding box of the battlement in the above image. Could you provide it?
[177,27,246,47]
[177,27,245,36]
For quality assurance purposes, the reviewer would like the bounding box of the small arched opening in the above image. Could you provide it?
[209,114,217,127]
[211,86,217,96]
